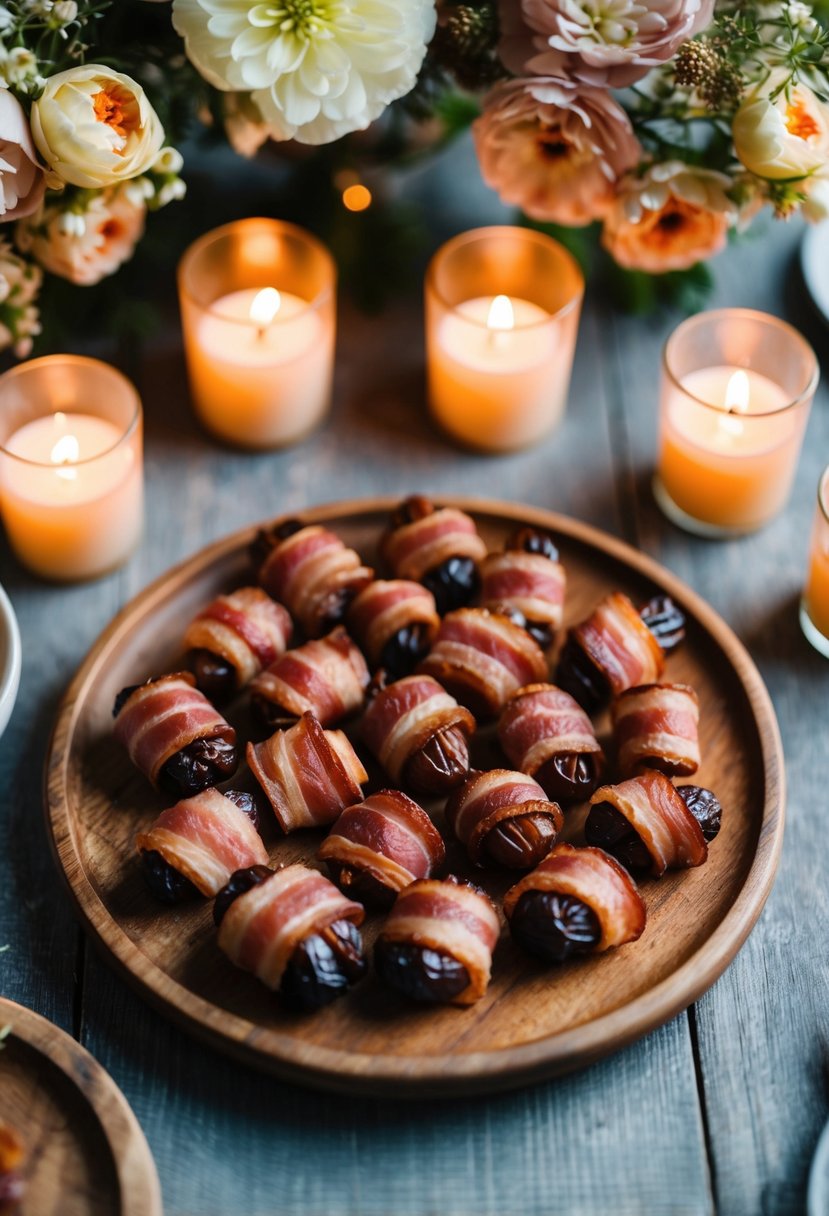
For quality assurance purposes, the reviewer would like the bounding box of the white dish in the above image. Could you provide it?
[801,222,829,326]
[810,1118,829,1216]
[0,582,21,739]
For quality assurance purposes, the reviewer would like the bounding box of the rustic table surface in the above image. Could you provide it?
[1,162,828,1216]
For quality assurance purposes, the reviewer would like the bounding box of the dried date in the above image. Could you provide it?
[509,889,601,963]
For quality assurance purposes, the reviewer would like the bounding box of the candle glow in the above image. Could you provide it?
[655,310,817,535]
[0,357,144,582]
[425,229,583,452]
[178,219,336,450]
[249,287,281,330]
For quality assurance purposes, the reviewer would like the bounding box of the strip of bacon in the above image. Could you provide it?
[381,508,487,582]
[446,769,563,865]
[571,593,664,696]
[612,683,700,777]
[184,587,292,689]
[113,672,236,787]
[348,579,439,668]
[361,674,475,784]
[504,842,646,950]
[418,608,548,718]
[135,788,268,897]
[378,878,500,1005]
[588,771,707,876]
[498,683,603,775]
[258,524,373,637]
[247,712,367,834]
[217,863,364,991]
[319,790,445,896]
[250,627,369,727]
[480,551,566,632]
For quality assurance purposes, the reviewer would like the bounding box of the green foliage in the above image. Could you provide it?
[603,259,714,315]
[521,217,599,277]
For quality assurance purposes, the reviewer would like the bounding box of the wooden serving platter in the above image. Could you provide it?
[0,998,161,1215]
[45,498,784,1097]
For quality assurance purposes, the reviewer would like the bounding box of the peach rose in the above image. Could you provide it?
[474,76,641,225]
[602,162,734,271]
[16,188,146,285]
[500,0,714,87]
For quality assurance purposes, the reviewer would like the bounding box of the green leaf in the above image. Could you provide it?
[519,216,599,276]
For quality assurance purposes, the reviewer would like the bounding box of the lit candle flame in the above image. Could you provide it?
[487,294,514,332]
[51,431,80,481]
[249,287,281,334]
[721,369,750,437]
[725,370,750,413]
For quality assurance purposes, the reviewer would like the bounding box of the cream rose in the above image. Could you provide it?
[0,90,46,221]
[31,64,164,189]
[733,76,829,181]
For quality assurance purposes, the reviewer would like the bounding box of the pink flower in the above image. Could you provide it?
[601,162,733,271]
[0,90,46,222]
[473,76,641,225]
[500,0,714,87]
[16,188,146,285]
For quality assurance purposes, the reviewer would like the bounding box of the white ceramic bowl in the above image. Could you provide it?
[0,582,21,740]
[801,222,829,327]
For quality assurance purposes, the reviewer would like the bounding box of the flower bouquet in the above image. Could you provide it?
[0,0,828,353]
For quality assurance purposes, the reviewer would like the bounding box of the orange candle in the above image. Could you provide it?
[0,357,143,582]
[655,310,817,537]
[801,466,829,657]
[179,219,336,450]
[425,227,583,452]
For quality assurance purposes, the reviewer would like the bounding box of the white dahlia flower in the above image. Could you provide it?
[172,0,437,145]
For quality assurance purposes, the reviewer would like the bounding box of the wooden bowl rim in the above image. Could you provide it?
[0,996,162,1214]
[44,496,785,1097]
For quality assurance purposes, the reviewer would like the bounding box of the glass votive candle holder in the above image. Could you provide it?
[654,309,818,537]
[801,465,829,658]
[178,217,337,450]
[425,226,584,452]
[0,355,143,582]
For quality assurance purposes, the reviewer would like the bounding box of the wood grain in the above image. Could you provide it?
[606,222,829,1216]
[44,497,784,1096]
[0,997,161,1216]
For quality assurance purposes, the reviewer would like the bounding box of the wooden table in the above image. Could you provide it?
[1,205,827,1215]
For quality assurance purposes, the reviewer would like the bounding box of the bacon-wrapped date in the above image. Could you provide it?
[504,842,646,963]
[498,683,604,805]
[380,496,487,614]
[361,674,475,795]
[446,769,564,870]
[418,608,548,720]
[319,789,445,907]
[113,672,238,797]
[249,626,369,730]
[215,863,366,1011]
[556,591,677,712]
[612,682,700,778]
[135,788,268,903]
[252,519,373,638]
[183,586,292,702]
[0,1123,25,1216]
[247,711,367,834]
[347,579,440,676]
[374,876,500,1006]
[585,771,717,877]
[480,526,566,649]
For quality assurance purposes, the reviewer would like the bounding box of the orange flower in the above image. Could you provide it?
[602,162,734,272]
[603,198,728,271]
[17,189,146,286]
